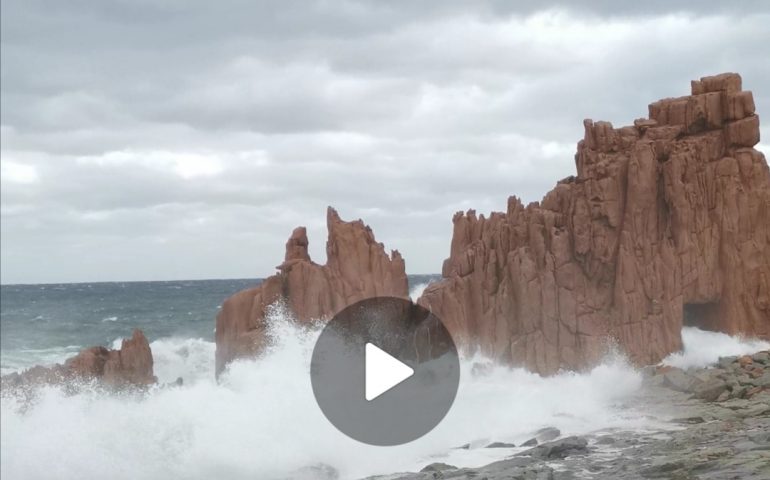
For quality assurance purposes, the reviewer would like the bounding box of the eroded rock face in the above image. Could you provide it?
[2,329,156,389]
[418,73,770,374]
[215,207,408,375]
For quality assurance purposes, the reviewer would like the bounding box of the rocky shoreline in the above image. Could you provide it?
[363,351,770,480]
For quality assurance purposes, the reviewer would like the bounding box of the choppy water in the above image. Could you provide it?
[1,277,768,480]
[0,279,257,374]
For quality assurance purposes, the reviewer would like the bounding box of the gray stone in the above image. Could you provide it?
[640,460,685,476]
[721,398,752,410]
[737,403,770,418]
[663,368,697,393]
[672,416,705,424]
[485,442,516,448]
[752,352,769,364]
[716,390,730,402]
[754,372,770,388]
[693,379,728,402]
[749,432,770,445]
[521,438,538,447]
[718,356,738,369]
[419,463,456,473]
[595,435,616,444]
[534,427,561,443]
[731,385,749,399]
[693,369,718,383]
[521,436,589,460]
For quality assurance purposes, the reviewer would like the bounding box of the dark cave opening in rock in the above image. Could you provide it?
[683,302,721,332]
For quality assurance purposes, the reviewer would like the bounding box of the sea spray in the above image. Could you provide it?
[2,317,768,480]
[662,326,770,369]
[409,282,431,301]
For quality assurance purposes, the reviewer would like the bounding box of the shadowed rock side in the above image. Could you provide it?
[215,207,409,376]
[418,73,770,375]
[1,329,156,389]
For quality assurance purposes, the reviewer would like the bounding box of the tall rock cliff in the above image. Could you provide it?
[418,73,770,375]
[215,207,409,375]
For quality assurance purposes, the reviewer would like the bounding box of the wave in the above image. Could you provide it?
[409,282,430,301]
[661,326,770,369]
[150,337,216,384]
[0,345,83,376]
[1,319,767,480]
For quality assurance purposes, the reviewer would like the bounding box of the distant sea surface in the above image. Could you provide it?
[0,275,439,375]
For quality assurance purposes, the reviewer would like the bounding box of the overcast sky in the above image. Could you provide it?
[1,1,768,284]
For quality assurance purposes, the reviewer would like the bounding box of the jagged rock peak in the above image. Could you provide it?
[215,207,408,376]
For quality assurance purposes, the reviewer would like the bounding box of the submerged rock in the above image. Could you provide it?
[417,72,770,374]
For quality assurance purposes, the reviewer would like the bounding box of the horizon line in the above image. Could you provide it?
[0,273,442,288]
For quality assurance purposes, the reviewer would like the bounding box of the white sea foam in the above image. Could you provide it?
[409,282,430,301]
[2,319,767,480]
[662,326,770,369]
[0,345,82,376]
[150,337,217,384]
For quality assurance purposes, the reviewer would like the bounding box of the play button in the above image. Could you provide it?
[310,296,460,446]
[365,343,414,401]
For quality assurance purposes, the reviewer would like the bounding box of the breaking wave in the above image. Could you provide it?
[661,326,770,369]
[2,318,767,480]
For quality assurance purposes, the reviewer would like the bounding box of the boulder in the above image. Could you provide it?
[522,427,561,446]
[534,427,561,443]
[418,73,770,374]
[215,207,408,375]
[522,436,589,460]
[419,463,457,473]
[486,442,516,448]
[738,355,754,368]
[752,351,769,364]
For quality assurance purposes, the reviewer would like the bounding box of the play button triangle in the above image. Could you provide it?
[365,343,414,401]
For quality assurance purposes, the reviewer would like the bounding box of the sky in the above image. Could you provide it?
[1,1,769,284]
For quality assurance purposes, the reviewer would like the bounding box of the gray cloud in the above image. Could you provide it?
[1,0,769,283]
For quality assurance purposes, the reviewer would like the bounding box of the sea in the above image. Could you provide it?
[1,276,769,480]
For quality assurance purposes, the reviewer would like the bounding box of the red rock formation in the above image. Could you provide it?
[1,329,156,389]
[418,73,770,374]
[215,207,409,375]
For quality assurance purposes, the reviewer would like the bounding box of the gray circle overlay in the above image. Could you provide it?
[310,296,460,446]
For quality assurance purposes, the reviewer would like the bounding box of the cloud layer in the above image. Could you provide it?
[2,1,769,283]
